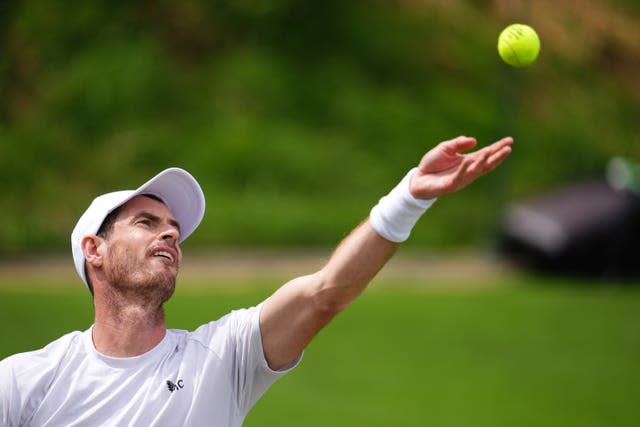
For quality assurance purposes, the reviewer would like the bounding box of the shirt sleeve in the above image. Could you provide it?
[230,303,303,413]
[0,356,18,427]
[0,332,80,427]
[191,303,302,415]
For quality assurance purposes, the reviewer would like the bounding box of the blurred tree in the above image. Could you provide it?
[0,0,638,252]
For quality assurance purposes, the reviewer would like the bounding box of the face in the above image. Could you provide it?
[98,195,182,303]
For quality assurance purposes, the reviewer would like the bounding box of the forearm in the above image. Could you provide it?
[314,167,436,309]
[315,219,398,312]
[260,219,397,370]
[260,136,513,370]
[260,171,431,370]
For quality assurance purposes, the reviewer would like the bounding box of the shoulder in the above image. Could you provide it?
[194,305,261,341]
[168,305,262,355]
[1,331,84,378]
[0,331,85,425]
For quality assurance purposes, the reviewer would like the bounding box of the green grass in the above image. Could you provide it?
[1,277,640,426]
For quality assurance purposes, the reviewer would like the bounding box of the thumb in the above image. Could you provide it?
[418,136,476,173]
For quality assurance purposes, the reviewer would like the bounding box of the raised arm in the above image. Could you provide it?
[259,136,513,370]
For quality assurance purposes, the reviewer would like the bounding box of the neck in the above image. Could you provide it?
[92,287,168,357]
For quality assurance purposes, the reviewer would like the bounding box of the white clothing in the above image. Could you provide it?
[0,304,299,427]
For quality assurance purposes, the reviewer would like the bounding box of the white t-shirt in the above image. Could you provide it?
[0,304,300,427]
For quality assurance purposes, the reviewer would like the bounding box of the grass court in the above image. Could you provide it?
[1,269,639,426]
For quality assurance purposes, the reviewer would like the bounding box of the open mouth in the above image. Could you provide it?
[153,250,174,263]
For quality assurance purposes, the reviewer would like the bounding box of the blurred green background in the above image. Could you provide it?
[1,0,639,253]
[2,1,640,426]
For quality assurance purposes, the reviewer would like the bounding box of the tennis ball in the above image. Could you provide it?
[497,24,540,67]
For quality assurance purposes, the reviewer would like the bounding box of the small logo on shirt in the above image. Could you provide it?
[166,379,185,393]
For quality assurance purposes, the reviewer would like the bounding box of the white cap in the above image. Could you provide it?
[71,168,205,289]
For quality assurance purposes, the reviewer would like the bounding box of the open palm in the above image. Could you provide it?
[410,136,514,200]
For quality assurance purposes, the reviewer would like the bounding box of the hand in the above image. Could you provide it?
[410,136,514,200]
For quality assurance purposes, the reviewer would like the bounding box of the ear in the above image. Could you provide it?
[82,235,105,268]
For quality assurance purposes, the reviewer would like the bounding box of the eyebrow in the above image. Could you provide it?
[135,211,181,233]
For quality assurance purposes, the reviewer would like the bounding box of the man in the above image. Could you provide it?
[0,135,513,426]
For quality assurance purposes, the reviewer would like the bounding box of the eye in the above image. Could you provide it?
[137,219,152,227]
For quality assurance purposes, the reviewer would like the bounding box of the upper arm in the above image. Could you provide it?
[259,220,398,371]
[259,272,338,371]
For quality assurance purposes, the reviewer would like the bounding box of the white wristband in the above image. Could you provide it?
[369,168,436,242]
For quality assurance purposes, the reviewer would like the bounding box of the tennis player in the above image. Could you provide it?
[0,135,513,426]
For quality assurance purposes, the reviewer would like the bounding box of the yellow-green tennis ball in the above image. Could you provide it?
[497,24,540,67]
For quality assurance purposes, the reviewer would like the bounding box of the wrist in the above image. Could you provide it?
[369,168,436,243]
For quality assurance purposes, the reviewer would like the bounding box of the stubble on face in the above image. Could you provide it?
[104,242,178,308]
[92,195,183,327]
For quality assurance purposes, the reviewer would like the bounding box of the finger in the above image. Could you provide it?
[479,136,513,154]
[465,148,493,177]
[484,145,513,173]
[471,146,512,179]
[462,138,510,178]
[495,136,514,144]
[472,137,513,163]
[488,136,514,152]
[441,135,477,154]
[451,155,473,189]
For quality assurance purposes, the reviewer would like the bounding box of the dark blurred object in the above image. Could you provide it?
[499,158,640,279]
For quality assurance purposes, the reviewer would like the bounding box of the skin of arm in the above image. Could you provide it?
[260,136,514,370]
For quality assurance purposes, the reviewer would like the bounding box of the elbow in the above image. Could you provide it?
[311,271,355,318]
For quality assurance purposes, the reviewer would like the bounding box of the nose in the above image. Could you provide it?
[160,225,180,246]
